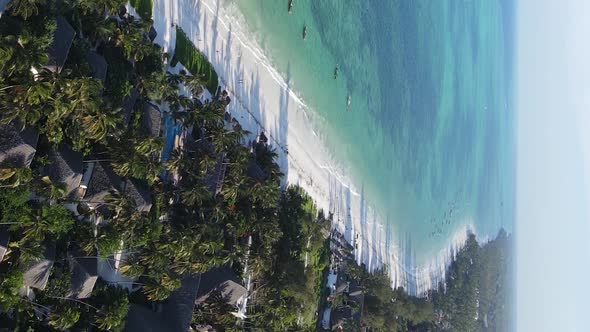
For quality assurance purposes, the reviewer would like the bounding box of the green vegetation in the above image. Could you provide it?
[129,0,153,21]
[174,27,219,93]
[244,187,331,331]
[428,230,514,332]
[335,231,513,332]
[0,1,315,331]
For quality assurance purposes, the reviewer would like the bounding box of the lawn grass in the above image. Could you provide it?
[130,0,153,20]
[174,27,219,93]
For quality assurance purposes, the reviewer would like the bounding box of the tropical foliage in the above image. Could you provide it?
[129,0,153,21]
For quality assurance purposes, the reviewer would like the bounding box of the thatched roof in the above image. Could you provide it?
[125,275,200,332]
[83,162,122,204]
[0,230,9,263]
[43,144,83,199]
[203,153,227,196]
[0,123,38,167]
[148,26,157,42]
[86,51,108,82]
[123,179,152,212]
[195,267,246,306]
[246,158,267,181]
[120,89,139,128]
[45,16,75,73]
[23,245,55,290]
[67,252,98,299]
[142,101,162,137]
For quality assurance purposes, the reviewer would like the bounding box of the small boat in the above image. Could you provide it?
[288,0,293,14]
[302,25,307,40]
[334,64,339,80]
[346,95,351,111]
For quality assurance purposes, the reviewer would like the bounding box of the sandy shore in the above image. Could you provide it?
[147,0,470,296]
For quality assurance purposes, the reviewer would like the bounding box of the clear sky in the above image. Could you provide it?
[516,0,590,331]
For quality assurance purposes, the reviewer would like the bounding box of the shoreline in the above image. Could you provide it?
[149,0,476,296]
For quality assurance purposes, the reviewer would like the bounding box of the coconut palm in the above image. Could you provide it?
[181,73,206,96]
[48,302,80,330]
[33,176,68,202]
[110,136,163,181]
[0,167,32,188]
[166,72,183,87]
[6,0,44,19]
[179,184,212,207]
[166,92,191,113]
[142,273,181,301]
[79,106,122,141]
[1,79,52,127]
[81,15,118,48]
[78,0,126,15]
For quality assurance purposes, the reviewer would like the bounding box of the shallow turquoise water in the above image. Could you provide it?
[230,0,515,264]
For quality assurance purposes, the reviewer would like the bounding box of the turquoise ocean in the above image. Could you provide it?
[225,0,515,274]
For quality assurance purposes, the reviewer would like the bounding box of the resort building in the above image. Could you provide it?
[42,144,84,199]
[82,162,122,214]
[0,123,38,168]
[195,267,248,307]
[45,16,75,73]
[21,245,55,297]
[142,101,163,138]
[67,251,98,299]
[125,275,200,332]
[122,178,153,212]
[120,89,140,128]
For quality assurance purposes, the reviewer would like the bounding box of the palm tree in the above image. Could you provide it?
[1,79,51,127]
[0,167,32,188]
[33,176,67,202]
[78,0,126,15]
[6,0,44,19]
[81,15,117,48]
[48,302,80,330]
[142,274,181,301]
[79,106,122,141]
[166,92,191,113]
[181,73,206,96]
[179,184,212,207]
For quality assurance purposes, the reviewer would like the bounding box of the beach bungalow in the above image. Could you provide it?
[45,16,76,73]
[21,245,55,297]
[0,123,38,168]
[122,178,152,212]
[0,230,9,262]
[42,144,84,199]
[86,51,108,83]
[67,252,98,299]
[125,275,200,332]
[82,162,122,214]
[195,267,247,307]
[142,101,163,138]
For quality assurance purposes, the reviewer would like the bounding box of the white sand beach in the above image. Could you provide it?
[145,0,471,296]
